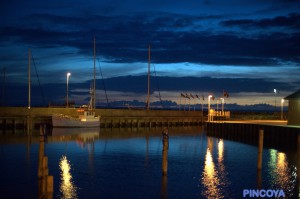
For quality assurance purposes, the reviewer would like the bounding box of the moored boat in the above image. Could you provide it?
[52,38,101,128]
[52,109,100,127]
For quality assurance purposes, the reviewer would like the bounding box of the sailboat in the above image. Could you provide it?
[52,38,101,127]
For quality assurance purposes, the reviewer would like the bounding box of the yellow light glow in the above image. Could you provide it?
[276,152,289,188]
[202,148,222,198]
[59,156,78,199]
[218,139,224,162]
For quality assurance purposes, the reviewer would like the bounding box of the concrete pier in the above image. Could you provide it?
[206,120,300,150]
[0,107,204,133]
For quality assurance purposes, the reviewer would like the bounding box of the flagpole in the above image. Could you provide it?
[179,94,181,111]
[202,97,203,117]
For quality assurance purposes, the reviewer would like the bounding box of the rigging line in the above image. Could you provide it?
[97,58,109,107]
[152,63,163,107]
[31,54,47,106]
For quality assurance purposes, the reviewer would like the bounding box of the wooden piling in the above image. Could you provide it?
[162,137,168,176]
[297,134,300,183]
[257,129,264,170]
[46,175,53,199]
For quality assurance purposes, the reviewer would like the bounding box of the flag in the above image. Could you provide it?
[181,93,186,98]
[223,90,229,98]
[185,93,190,99]
[211,96,215,100]
[190,93,195,99]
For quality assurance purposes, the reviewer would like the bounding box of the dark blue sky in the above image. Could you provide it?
[0,0,299,107]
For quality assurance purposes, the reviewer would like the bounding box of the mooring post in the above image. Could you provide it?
[297,134,300,182]
[46,175,53,199]
[257,129,264,189]
[257,129,264,170]
[161,134,168,199]
[162,127,169,176]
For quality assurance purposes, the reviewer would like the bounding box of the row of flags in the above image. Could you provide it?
[180,91,229,100]
[180,93,204,100]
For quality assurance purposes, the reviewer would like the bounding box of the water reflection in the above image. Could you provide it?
[218,139,224,163]
[202,147,222,199]
[161,134,169,199]
[268,149,297,197]
[217,139,228,189]
[201,138,229,199]
[59,156,78,199]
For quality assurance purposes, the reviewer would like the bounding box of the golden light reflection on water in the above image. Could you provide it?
[218,139,224,163]
[217,139,227,185]
[202,148,223,199]
[268,150,297,197]
[275,153,291,189]
[59,156,78,199]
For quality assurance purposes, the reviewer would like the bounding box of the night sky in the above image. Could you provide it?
[0,0,299,107]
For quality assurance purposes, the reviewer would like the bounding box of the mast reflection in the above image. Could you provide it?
[59,156,78,199]
[161,128,169,199]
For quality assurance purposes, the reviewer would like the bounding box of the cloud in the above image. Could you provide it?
[0,0,299,108]
[1,11,299,68]
[221,13,300,30]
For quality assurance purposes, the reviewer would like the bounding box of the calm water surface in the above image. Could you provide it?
[0,127,299,198]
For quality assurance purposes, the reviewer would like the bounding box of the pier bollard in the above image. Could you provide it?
[46,175,53,199]
[257,129,264,170]
[297,134,300,182]
[161,132,168,199]
[162,127,169,176]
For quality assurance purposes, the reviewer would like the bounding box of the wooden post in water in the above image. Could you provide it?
[297,134,300,181]
[46,175,53,199]
[162,127,169,176]
[257,129,264,189]
[38,125,53,199]
[257,129,264,170]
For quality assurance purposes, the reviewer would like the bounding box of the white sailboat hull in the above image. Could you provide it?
[52,115,100,128]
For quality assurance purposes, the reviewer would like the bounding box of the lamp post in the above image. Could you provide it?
[66,72,71,108]
[281,99,284,120]
[274,89,277,112]
[208,95,212,122]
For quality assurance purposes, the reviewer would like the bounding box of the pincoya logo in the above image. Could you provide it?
[243,189,285,198]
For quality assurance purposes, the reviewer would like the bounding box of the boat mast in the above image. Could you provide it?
[93,37,96,110]
[1,67,6,106]
[28,49,31,109]
[147,44,150,110]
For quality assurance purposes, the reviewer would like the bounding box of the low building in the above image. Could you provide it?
[284,90,300,125]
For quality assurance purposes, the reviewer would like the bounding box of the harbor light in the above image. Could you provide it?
[66,72,71,108]
[208,95,212,121]
[274,89,277,112]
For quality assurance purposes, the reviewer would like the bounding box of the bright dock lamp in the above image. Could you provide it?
[66,72,71,108]
[208,95,212,122]
[274,89,277,111]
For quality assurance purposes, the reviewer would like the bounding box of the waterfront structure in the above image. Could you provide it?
[52,38,100,127]
[284,90,300,126]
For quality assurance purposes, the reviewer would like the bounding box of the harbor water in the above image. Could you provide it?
[0,127,299,198]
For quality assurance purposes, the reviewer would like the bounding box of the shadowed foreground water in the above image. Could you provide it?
[0,127,299,198]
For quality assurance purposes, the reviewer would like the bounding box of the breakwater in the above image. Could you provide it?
[0,107,204,133]
[206,121,300,150]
